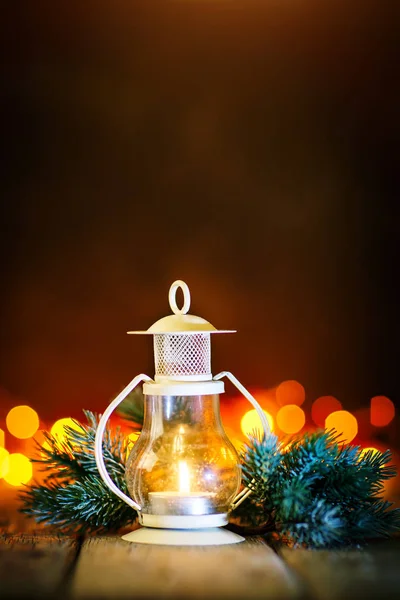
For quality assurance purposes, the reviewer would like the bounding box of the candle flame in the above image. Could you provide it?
[178,460,191,493]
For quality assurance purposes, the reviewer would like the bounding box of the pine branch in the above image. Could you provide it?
[20,476,134,534]
[19,411,136,534]
[234,430,400,548]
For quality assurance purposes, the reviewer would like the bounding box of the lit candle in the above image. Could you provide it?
[148,461,216,516]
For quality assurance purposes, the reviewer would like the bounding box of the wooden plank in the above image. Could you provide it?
[71,534,303,599]
[0,533,80,599]
[280,539,400,600]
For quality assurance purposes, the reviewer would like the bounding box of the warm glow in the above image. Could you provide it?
[312,396,342,428]
[0,448,10,478]
[370,396,395,427]
[50,418,82,445]
[276,380,305,406]
[325,410,358,443]
[6,405,39,439]
[276,404,306,434]
[241,409,274,437]
[0,428,4,447]
[178,461,191,493]
[3,453,33,486]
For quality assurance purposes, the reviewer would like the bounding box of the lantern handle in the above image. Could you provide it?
[168,280,191,315]
[95,373,153,513]
[213,371,271,510]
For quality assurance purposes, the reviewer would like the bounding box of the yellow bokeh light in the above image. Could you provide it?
[325,410,358,444]
[241,409,274,437]
[50,418,82,445]
[0,428,5,447]
[360,447,379,460]
[3,453,33,486]
[6,405,39,439]
[276,404,306,434]
[0,448,10,478]
[125,432,140,458]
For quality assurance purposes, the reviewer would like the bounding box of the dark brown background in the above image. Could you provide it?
[1,1,398,421]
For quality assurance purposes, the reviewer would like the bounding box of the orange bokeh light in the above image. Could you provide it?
[3,453,32,486]
[6,405,39,439]
[276,380,305,406]
[312,396,342,428]
[325,410,358,443]
[370,396,395,427]
[0,428,4,447]
[241,409,274,437]
[0,447,10,478]
[276,404,306,434]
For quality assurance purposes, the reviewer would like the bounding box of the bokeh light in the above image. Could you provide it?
[312,396,342,428]
[276,380,305,406]
[241,409,274,437]
[360,447,379,460]
[125,432,140,458]
[3,453,32,486]
[50,418,82,445]
[0,428,4,447]
[6,405,39,439]
[0,448,10,478]
[325,410,358,443]
[370,396,395,427]
[276,404,306,434]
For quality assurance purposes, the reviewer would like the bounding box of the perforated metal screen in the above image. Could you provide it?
[153,333,211,378]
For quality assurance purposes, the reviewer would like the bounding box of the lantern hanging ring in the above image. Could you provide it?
[168,279,191,315]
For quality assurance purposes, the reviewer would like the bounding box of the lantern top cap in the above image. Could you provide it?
[127,280,236,335]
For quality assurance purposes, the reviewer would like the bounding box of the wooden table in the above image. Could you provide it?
[1,527,400,600]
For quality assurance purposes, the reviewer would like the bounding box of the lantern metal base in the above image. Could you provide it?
[121,526,245,546]
[139,512,228,529]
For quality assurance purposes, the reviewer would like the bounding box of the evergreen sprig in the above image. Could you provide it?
[234,430,400,548]
[19,411,136,534]
[19,391,400,547]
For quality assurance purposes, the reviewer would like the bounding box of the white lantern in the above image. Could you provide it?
[95,280,270,545]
